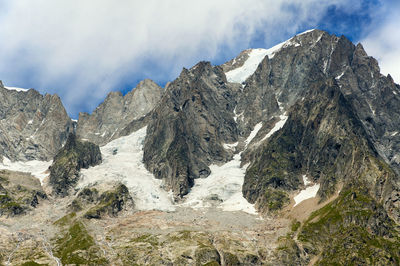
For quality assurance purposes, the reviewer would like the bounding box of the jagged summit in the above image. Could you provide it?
[0,81,73,162]
[76,78,163,145]
[222,29,322,84]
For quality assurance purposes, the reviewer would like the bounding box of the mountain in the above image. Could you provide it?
[0,29,399,265]
[76,79,163,145]
[0,81,73,162]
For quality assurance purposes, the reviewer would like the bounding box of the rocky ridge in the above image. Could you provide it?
[0,29,399,265]
[0,81,73,162]
[76,79,163,145]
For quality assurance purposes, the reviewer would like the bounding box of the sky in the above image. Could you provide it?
[0,0,398,118]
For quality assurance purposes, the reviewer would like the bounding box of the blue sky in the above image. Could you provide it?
[0,0,398,118]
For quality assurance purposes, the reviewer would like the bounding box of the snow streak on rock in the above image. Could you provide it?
[4,86,29,92]
[293,176,320,207]
[260,114,288,143]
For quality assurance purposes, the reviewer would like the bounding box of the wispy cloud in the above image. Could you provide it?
[0,0,391,117]
[361,1,400,83]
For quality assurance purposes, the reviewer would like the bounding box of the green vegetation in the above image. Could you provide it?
[53,212,107,265]
[131,234,159,247]
[53,212,76,226]
[264,188,290,211]
[21,261,47,266]
[291,220,301,233]
[54,221,108,265]
[0,193,25,215]
[297,189,400,265]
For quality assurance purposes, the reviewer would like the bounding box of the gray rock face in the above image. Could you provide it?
[140,29,400,212]
[236,30,400,174]
[0,81,73,161]
[215,30,400,218]
[76,79,163,145]
[143,62,240,197]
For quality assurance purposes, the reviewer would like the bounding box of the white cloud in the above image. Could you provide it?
[361,13,400,83]
[0,0,363,117]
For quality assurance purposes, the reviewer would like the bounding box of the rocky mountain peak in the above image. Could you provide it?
[76,79,163,145]
[0,82,73,162]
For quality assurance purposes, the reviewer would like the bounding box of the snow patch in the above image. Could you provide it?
[225,29,316,84]
[260,114,288,142]
[245,122,263,146]
[223,142,238,150]
[4,86,29,92]
[78,127,175,211]
[0,157,52,184]
[225,49,269,84]
[335,71,345,80]
[302,175,312,186]
[181,154,257,215]
[297,29,316,36]
[294,183,320,207]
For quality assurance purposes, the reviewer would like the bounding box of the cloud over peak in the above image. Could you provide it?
[0,0,397,117]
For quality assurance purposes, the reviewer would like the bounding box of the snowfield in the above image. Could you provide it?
[180,153,257,215]
[78,126,176,211]
[180,122,268,215]
[0,157,52,184]
[293,175,320,207]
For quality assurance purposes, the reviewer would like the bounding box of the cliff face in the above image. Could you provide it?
[76,79,163,145]
[49,133,102,197]
[233,30,400,220]
[143,62,240,197]
[0,82,73,161]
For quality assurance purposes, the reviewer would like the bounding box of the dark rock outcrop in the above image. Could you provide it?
[70,184,134,219]
[143,62,240,198]
[49,133,102,196]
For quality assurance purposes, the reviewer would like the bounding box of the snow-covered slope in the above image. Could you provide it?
[4,86,29,92]
[293,175,320,206]
[180,153,257,214]
[0,157,52,184]
[78,127,175,211]
[225,29,315,84]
